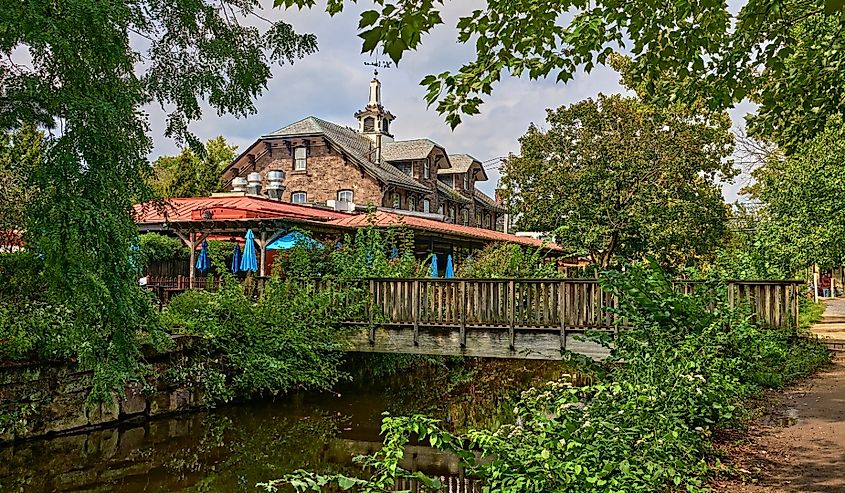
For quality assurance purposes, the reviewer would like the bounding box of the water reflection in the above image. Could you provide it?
[0,392,474,492]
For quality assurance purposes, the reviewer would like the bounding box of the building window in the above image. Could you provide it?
[382,119,389,133]
[364,117,375,132]
[437,204,444,215]
[463,173,469,190]
[407,196,416,211]
[462,209,469,226]
[449,207,456,223]
[337,189,353,202]
[423,199,431,213]
[475,212,482,227]
[423,159,430,179]
[292,191,307,204]
[398,161,412,176]
[294,147,307,171]
[392,193,400,208]
[484,213,491,228]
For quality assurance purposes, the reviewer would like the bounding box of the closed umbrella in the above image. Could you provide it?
[390,245,399,260]
[430,254,439,278]
[240,229,258,272]
[230,243,242,274]
[196,240,211,273]
[445,254,454,278]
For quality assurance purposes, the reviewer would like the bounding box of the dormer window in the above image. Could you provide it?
[382,119,389,133]
[364,117,375,132]
[294,147,307,171]
[463,173,469,190]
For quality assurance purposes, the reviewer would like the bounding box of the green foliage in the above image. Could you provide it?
[708,205,790,280]
[276,0,843,137]
[2,0,318,401]
[500,95,735,269]
[267,264,829,492]
[0,125,43,250]
[799,299,827,330]
[138,233,189,268]
[755,116,845,273]
[146,136,238,198]
[459,243,559,278]
[161,277,366,401]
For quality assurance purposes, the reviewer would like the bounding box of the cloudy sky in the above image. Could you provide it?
[146,1,752,201]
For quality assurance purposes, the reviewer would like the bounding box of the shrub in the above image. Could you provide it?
[265,263,829,493]
[138,233,188,268]
[459,243,559,278]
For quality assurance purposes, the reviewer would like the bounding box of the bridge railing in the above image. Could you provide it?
[357,278,805,332]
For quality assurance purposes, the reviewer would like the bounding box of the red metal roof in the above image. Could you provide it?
[327,211,563,251]
[133,195,351,224]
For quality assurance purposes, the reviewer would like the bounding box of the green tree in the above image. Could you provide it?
[279,0,844,142]
[499,95,735,269]
[147,136,237,198]
[755,116,845,273]
[1,2,316,399]
[0,125,44,251]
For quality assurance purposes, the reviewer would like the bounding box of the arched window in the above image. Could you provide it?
[423,199,431,213]
[294,147,307,171]
[291,191,307,204]
[475,212,482,227]
[462,209,469,226]
[423,159,430,179]
[392,193,400,208]
[337,190,353,202]
[437,204,444,215]
[449,207,456,223]
[407,196,416,211]
[364,117,375,132]
[463,173,470,190]
[484,212,491,228]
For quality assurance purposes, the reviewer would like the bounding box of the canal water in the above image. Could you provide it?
[0,388,470,492]
[0,359,574,492]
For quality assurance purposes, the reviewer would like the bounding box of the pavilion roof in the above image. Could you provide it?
[327,211,563,251]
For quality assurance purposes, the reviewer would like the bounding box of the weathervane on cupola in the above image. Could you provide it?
[356,60,396,161]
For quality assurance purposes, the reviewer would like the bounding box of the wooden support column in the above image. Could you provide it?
[174,229,209,289]
[259,231,267,277]
[508,279,515,351]
[460,280,467,348]
[412,280,420,346]
[368,279,376,344]
[559,281,567,352]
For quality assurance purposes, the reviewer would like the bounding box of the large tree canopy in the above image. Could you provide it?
[755,116,845,272]
[1,1,316,398]
[146,136,237,198]
[499,95,735,269]
[280,0,845,146]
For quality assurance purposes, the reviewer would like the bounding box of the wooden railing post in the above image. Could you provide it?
[508,279,515,351]
[412,280,420,346]
[368,279,376,344]
[559,280,567,352]
[460,280,467,348]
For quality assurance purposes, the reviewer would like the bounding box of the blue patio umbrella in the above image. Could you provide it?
[129,241,141,274]
[430,254,439,278]
[390,245,399,259]
[196,240,211,273]
[230,243,242,274]
[240,229,258,272]
[266,231,320,250]
[445,254,455,278]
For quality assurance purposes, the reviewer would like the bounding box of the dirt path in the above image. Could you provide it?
[714,300,845,493]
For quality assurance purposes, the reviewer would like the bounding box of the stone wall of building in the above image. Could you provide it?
[249,138,385,207]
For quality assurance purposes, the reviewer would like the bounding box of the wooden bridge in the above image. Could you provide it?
[340,279,805,361]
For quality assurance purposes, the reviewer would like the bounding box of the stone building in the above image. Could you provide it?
[220,74,506,230]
